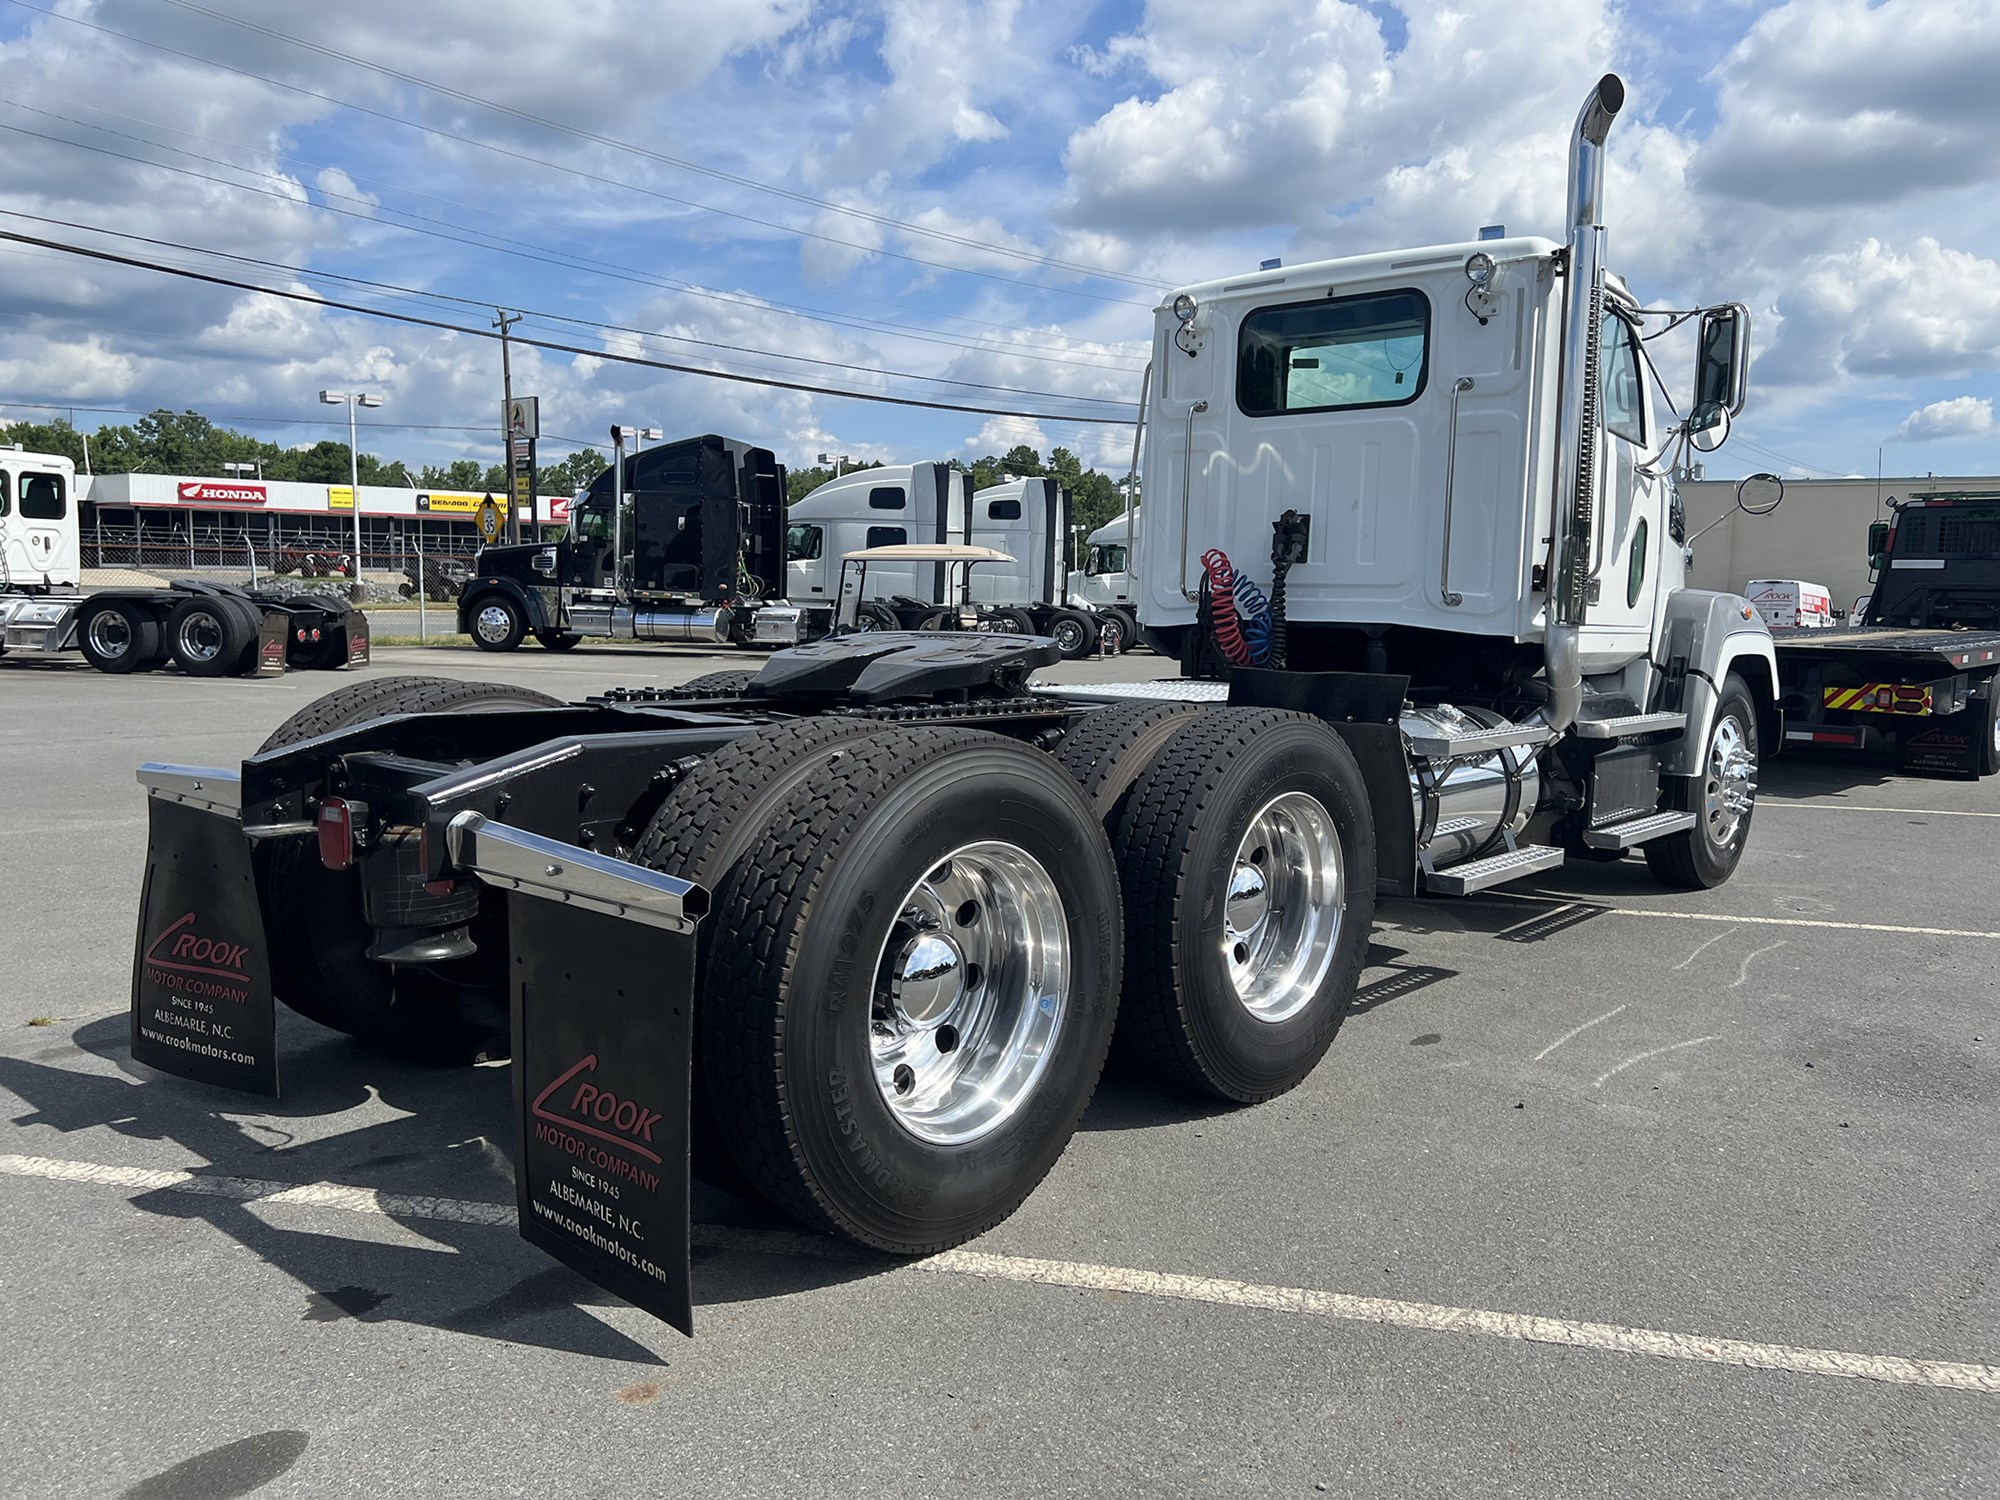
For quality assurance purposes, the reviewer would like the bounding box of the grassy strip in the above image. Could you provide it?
[371,633,471,647]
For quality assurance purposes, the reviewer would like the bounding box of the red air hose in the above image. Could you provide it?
[1200,549,1252,666]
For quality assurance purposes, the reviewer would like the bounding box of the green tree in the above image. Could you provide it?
[999,444,1044,478]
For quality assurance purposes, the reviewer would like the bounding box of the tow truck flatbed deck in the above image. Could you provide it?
[1771,625,2000,670]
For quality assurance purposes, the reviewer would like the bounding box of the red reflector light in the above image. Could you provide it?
[317,798,354,871]
[310,627,323,642]
[295,628,306,642]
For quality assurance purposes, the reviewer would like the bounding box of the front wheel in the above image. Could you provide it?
[1646,672,1759,889]
[467,594,526,652]
[1979,687,2000,778]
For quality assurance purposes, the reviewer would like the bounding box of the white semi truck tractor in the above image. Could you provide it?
[1066,506,1140,653]
[122,76,1778,1337]
[1104,70,1774,893]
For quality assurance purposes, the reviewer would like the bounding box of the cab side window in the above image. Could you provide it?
[19,473,64,520]
[787,523,824,560]
[1602,315,1646,445]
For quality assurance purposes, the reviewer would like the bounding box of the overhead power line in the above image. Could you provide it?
[5,0,1154,308]
[0,226,1141,426]
[0,395,600,449]
[0,207,1144,406]
[0,106,1146,376]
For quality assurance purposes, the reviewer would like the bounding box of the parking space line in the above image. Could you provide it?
[1759,802,2000,819]
[1593,1035,1718,1088]
[1480,895,2000,941]
[6,1151,1997,1395]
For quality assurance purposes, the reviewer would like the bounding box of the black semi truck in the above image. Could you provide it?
[455,433,788,652]
[1771,491,2000,776]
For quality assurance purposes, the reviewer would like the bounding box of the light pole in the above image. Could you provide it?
[818,452,852,477]
[321,389,383,599]
[222,459,262,481]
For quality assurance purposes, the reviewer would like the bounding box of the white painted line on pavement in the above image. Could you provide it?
[5,1151,1997,1395]
[1759,802,2000,819]
[1476,893,2000,942]
[1532,1005,1626,1062]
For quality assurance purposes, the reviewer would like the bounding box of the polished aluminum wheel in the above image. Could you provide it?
[85,609,133,661]
[1097,615,1125,654]
[473,604,515,645]
[175,609,225,665]
[870,841,1069,1145]
[1703,712,1756,846]
[1222,791,1343,1024]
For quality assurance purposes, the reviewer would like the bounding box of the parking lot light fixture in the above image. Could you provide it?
[321,389,384,600]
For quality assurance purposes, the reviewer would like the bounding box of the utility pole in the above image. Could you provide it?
[495,309,522,544]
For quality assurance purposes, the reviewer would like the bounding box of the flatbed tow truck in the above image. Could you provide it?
[125,76,1784,1335]
[1768,491,2000,776]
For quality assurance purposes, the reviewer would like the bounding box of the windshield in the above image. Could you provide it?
[1086,543,1127,576]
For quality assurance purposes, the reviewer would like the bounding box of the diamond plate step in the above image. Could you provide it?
[1405,724,1552,759]
[1421,844,1565,896]
[1582,810,1698,850]
[1572,710,1688,740]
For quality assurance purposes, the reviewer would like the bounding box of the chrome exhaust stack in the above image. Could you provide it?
[1544,71,1624,732]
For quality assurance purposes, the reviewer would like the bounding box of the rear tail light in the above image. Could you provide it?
[1875,687,1894,708]
[318,797,355,871]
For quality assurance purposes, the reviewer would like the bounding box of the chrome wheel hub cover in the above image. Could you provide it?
[474,604,513,643]
[871,842,1068,1145]
[1222,791,1343,1024]
[1704,715,1757,846]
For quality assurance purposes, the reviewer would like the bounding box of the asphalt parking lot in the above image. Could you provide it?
[1,646,1994,1498]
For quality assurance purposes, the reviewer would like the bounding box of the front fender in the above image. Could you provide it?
[1659,590,1778,776]
[457,577,550,635]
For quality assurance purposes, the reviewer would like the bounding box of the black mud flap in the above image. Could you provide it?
[448,814,706,1337]
[1898,708,1984,776]
[130,769,280,1096]
[342,608,371,668]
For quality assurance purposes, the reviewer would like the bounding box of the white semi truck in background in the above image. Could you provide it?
[1066,506,1140,653]
[0,448,368,675]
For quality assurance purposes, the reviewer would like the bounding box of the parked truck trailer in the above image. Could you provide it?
[128,76,1777,1335]
[0,449,370,675]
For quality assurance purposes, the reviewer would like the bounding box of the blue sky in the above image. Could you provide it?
[0,0,1994,483]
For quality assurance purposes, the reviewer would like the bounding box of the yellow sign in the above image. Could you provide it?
[513,470,533,507]
[476,500,503,544]
[327,485,354,510]
[415,491,486,514]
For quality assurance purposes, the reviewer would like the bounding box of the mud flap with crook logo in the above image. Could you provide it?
[446,812,708,1337]
[130,767,280,1096]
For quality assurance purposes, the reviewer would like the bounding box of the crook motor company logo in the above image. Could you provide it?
[176,479,268,506]
[531,1055,667,1191]
[141,911,255,1003]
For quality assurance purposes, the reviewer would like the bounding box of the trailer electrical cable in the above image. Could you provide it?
[0,228,1142,427]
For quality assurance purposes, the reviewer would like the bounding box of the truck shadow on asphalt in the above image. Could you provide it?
[2,1011,902,1360]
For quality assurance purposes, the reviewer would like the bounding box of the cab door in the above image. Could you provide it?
[1578,311,1663,667]
[8,469,79,586]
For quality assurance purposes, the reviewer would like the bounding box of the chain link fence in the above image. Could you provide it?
[81,524,477,606]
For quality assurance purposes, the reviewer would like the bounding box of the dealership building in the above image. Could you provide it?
[77,471,573,569]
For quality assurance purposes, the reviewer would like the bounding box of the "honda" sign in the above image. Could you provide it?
[176,480,268,505]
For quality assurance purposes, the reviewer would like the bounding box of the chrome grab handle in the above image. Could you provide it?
[1440,376,1475,607]
[1178,399,1209,599]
